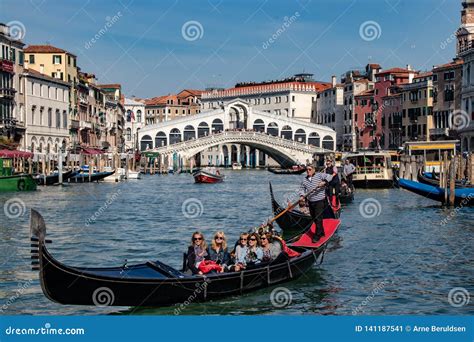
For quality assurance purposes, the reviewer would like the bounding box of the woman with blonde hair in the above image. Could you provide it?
[207,231,230,272]
[186,231,208,275]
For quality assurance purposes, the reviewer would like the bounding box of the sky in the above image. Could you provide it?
[1,0,461,98]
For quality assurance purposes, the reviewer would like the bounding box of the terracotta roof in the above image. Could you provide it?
[355,89,375,98]
[432,59,463,72]
[23,68,70,86]
[212,81,331,95]
[178,89,204,97]
[414,71,433,79]
[24,44,76,56]
[145,95,172,106]
[97,84,121,89]
[376,67,415,76]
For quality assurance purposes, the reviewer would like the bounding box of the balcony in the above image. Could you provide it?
[429,128,449,137]
[0,59,14,73]
[0,87,16,99]
[389,123,402,131]
[70,119,80,130]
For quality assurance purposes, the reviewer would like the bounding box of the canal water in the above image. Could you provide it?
[1,170,473,315]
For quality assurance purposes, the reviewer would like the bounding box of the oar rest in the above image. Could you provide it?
[29,236,51,271]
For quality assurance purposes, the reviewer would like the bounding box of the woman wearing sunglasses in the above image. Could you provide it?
[244,232,263,266]
[186,231,208,275]
[208,231,230,272]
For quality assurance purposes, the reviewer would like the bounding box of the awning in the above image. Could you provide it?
[0,149,34,158]
[81,148,104,155]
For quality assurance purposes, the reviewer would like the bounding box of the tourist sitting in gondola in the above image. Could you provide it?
[260,232,282,262]
[186,232,208,275]
[340,179,352,195]
[207,231,230,272]
[230,233,249,271]
[244,233,263,266]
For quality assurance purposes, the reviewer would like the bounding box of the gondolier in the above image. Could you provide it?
[343,159,356,187]
[298,165,332,243]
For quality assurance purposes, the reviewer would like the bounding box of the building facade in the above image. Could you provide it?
[124,97,145,151]
[145,89,202,125]
[0,23,25,146]
[22,69,69,154]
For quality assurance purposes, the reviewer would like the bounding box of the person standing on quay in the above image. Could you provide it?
[298,165,332,243]
[343,159,356,187]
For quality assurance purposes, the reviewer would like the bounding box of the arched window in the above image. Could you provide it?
[155,131,167,147]
[126,110,132,122]
[55,110,60,128]
[169,128,182,145]
[294,129,306,143]
[184,125,196,141]
[267,122,278,136]
[140,135,153,151]
[137,110,142,122]
[322,135,335,150]
[253,119,265,132]
[126,128,132,141]
[211,119,224,133]
[281,125,293,140]
[308,132,320,147]
[62,111,67,129]
[198,122,210,137]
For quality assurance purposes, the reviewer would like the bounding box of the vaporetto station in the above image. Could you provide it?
[137,99,336,168]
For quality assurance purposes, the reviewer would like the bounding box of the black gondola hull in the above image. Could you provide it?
[35,170,74,185]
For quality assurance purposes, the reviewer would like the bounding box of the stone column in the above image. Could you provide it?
[237,145,241,164]
[255,149,260,167]
[246,146,250,168]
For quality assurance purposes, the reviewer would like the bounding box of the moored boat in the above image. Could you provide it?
[34,170,74,186]
[397,177,474,206]
[232,163,242,170]
[68,170,115,183]
[344,151,394,188]
[0,158,37,192]
[268,165,306,175]
[417,171,472,188]
[29,209,340,307]
[193,168,224,183]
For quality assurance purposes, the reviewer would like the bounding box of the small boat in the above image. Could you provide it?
[339,184,355,204]
[417,171,473,188]
[344,151,394,188]
[126,170,141,179]
[269,183,339,238]
[0,158,37,192]
[102,167,125,182]
[193,168,224,183]
[268,165,306,175]
[397,177,474,206]
[68,170,115,183]
[29,209,340,307]
[232,163,242,170]
[34,170,74,186]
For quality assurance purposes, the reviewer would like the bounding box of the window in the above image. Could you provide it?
[68,55,71,65]
[292,96,295,102]
[48,108,52,127]
[56,110,61,128]
[11,48,16,63]
[63,111,67,128]
[53,55,62,64]
[29,54,35,64]
[31,106,35,125]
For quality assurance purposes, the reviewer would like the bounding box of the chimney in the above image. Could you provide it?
[331,75,337,87]
[406,64,412,71]
[0,23,8,36]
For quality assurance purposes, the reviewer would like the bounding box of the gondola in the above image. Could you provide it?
[68,170,114,183]
[29,209,340,307]
[417,171,473,188]
[34,170,75,186]
[397,176,474,206]
[339,184,355,204]
[193,169,224,183]
[267,166,306,175]
[269,183,339,238]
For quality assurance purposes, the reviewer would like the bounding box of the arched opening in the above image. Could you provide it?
[222,145,229,166]
[126,128,132,141]
[294,128,306,143]
[281,125,293,140]
[126,110,133,122]
[184,125,196,141]
[212,119,224,133]
[322,135,335,150]
[137,110,142,122]
[198,122,210,138]
[267,122,278,136]
[140,135,153,151]
[308,132,320,147]
[229,105,247,129]
[253,119,265,132]
[155,131,167,147]
[169,128,182,145]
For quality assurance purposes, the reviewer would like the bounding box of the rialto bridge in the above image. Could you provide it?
[137,99,336,168]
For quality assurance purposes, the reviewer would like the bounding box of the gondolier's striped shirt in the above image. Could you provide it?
[298,173,332,202]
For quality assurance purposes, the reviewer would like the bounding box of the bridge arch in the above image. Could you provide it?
[184,125,196,141]
[294,129,306,143]
[267,122,278,136]
[141,135,153,150]
[322,135,334,150]
[155,131,167,147]
[281,125,293,140]
[169,128,182,145]
[308,132,320,147]
[212,118,224,133]
[198,122,210,138]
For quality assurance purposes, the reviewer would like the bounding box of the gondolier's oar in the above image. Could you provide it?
[267,185,325,225]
